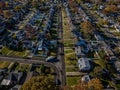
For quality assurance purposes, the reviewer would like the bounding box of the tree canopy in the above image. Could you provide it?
[21,76,59,90]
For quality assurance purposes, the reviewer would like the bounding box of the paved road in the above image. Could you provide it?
[55,5,66,86]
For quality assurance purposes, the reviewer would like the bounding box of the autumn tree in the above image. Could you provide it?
[62,86,73,90]
[63,82,88,90]
[103,5,118,14]
[3,10,12,19]
[114,47,120,56]
[73,81,88,90]
[21,76,59,90]
[80,20,94,39]
[5,1,9,7]
[88,78,103,90]
[63,78,103,90]
[14,5,22,12]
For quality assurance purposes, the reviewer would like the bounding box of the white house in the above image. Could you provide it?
[78,58,91,71]
[81,75,91,83]
[114,61,120,73]
[114,24,120,32]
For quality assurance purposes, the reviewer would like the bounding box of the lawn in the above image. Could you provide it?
[0,61,11,69]
[64,39,74,47]
[65,52,77,66]
[15,63,30,72]
[66,66,78,72]
[1,47,11,55]
[66,76,81,86]
[0,46,27,57]
[62,9,74,48]
[62,9,74,40]
[112,32,120,36]
[64,49,74,54]
[9,50,27,57]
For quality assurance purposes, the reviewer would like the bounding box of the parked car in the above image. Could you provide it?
[46,56,58,62]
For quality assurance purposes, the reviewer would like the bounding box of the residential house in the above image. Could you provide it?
[104,48,116,62]
[0,69,7,83]
[94,34,103,41]
[24,23,37,38]
[37,40,48,56]
[114,24,120,32]
[114,61,120,74]
[23,40,34,50]
[81,75,91,83]
[75,40,89,57]
[10,85,21,90]
[78,58,91,71]
[1,72,23,86]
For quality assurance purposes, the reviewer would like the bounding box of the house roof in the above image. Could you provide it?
[81,75,90,82]
[75,40,86,47]
[78,58,91,71]
[1,79,11,85]
[4,72,23,83]
[10,85,21,90]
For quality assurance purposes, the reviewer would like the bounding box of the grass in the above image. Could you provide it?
[9,50,27,57]
[112,32,120,36]
[66,76,81,86]
[62,9,75,48]
[35,67,41,73]
[64,39,74,47]
[62,8,74,41]
[94,59,107,69]
[64,49,74,54]
[65,52,77,65]
[1,47,11,55]
[0,61,11,69]
[15,63,30,72]
[116,84,120,90]
[66,67,78,72]
[1,46,27,57]
[97,50,106,59]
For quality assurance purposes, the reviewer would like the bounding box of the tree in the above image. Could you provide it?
[21,76,59,90]
[103,5,118,14]
[80,20,94,39]
[3,10,12,19]
[63,78,103,90]
[40,64,45,74]
[114,47,120,55]
[5,1,9,7]
[75,0,82,4]
[63,82,88,90]
[62,86,73,90]
[98,19,109,26]
[90,66,103,78]
[14,5,22,12]
[88,78,103,90]
[73,81,88,90]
